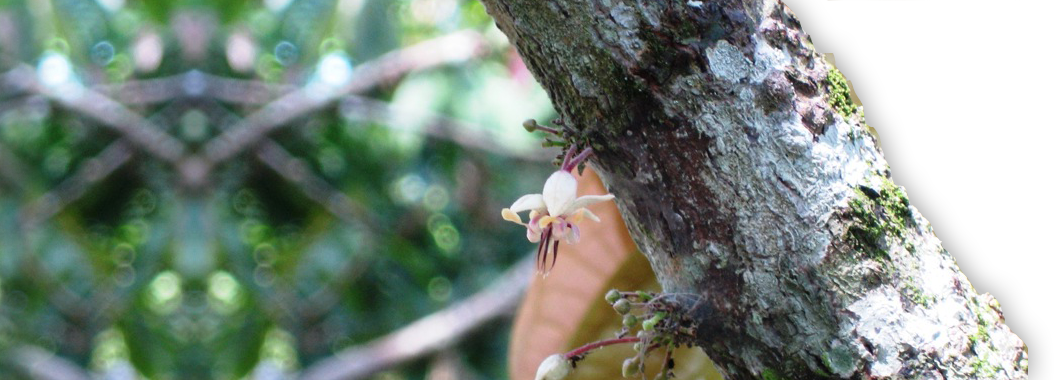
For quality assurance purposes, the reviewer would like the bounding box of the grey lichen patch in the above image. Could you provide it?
[824,68,856,119]
[845,286,919,377]
[706,40,752,82]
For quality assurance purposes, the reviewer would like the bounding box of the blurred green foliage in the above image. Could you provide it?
[0,0,557,379]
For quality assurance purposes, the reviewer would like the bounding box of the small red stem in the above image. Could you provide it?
[563,337,641,359]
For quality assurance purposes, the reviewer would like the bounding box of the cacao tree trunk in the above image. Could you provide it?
[479,0,1027,378]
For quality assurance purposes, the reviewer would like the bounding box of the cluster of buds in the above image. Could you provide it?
[533,289,695,380]
[605,289,686,379]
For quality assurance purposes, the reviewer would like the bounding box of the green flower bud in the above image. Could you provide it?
[642,313,665,331]
[523,119,539,132]
[642,318,657,331]
[622,357,640,377]
[605,289,621,304]
[613,299,631,315]
[622,314,638,327]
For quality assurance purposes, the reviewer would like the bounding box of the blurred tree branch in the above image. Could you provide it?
[0,22,545,379]
[19,141,134,229]
[13,31,491,190]
[254,139,378,227]
[6,346,93,380]
[297,256,535,380]
[200,30,489,168]
[26,70,186,164]
[93,70,295,106]
[340,95,551,162]
[0,140,31,192]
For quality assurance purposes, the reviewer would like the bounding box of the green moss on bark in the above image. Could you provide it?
[846,178,912,260]
[824,68,856,119]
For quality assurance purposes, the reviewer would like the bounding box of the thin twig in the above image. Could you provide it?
[32,81,186,164]
[0,140,31,192]
[340,95,551,162]
[296,256,535,380]
[19,140,134,229]
[93,70,296,106]
[254,139,379,227]
[202,30,487,166]
[0,65,34,95]
[563,337,641,360]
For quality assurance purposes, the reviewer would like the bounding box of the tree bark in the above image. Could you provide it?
[479,0,1027,378]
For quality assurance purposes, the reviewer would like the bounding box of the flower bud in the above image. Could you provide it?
[613,299,631,315]
[605,289,621,304]
[622,357,641,377]
[622,314,638,328]
[535,354,572,380]
[642,312,665,331]
[642,318,657,331]
[523,119,539,132]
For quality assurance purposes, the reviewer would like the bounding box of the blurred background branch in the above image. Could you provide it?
[298,256,535,380]
[6,346,93,380]
[0,1,557,379]
[201,30,489,167]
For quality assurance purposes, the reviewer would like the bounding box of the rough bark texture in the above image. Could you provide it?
[479,0,1027,379]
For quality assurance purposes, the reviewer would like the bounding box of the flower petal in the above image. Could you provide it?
[569,209,585,224]
[527,227,542,242]
[501,208,524,224]
[568,194,615,211]
[509,193,545,213]
[551,219,567,239]
[564,223,581,244]
[543,171,578,216]
[581,208,601,222]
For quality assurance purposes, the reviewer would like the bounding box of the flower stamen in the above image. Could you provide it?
[560,144,578,171]
[550,240,560,273]
[562,146,594,172]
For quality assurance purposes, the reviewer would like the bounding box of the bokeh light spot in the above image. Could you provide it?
[207,271,244,314]
[38,52,73,87]
[147,271,182,315]
[422,185,449,211]
[427,276,452,302]
[316,52,353,87]
[90,41,116,66]
[274,41,298,66]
